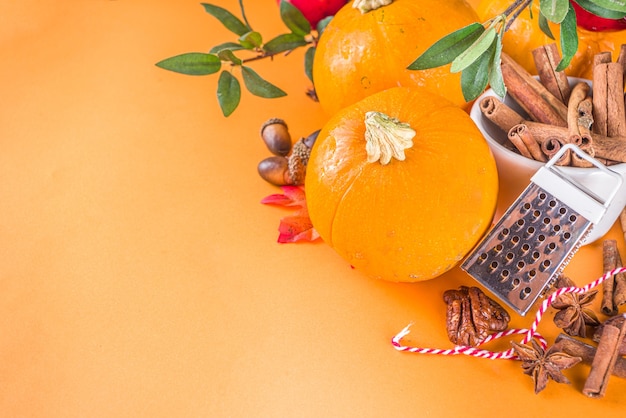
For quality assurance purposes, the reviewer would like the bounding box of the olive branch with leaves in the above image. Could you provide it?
[157,0,626,117]
[156,0,330,116]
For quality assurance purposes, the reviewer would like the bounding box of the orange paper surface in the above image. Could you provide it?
[1,0,626,416]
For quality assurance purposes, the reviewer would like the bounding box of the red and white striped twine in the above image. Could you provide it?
[391,266,626,360]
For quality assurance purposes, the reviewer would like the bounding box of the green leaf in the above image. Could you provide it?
[588,0,626,13]
[217,70,241,117]
[408,22,485,70]
[317,16,333,36]
[279,0,311,36]
[450,27,497,73]
[155,52,221,76]
[217,49,242,65]
[556,3,578,71]
[488,34,506,98]
[209,42,246,54]
[241,66,287,98]
[239,31,263,49]
[304,46,315,83]
[201,3,250,36]
[460,38,496,101]
[539,0,570,23]
[538,13,555,39]
[263,33,308,54]
[574,0,626,18]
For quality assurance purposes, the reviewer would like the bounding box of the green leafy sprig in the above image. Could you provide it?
[156,1,331,116]
[409,0,626,102]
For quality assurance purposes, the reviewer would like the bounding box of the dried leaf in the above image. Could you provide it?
[261,186,320,243]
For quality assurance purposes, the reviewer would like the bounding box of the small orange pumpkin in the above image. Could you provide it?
[312,0,480,116]
[305,86,499,282]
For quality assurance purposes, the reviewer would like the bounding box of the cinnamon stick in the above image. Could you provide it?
[577,97,594,138]
[593,315,626,354]
[567,82,594,167]
[613,243,626,308]
[501,53,568,126]
[593,61,626,137]
[479,102,626,163]
[617,44,626,84]
[594,51,612,67]
[479,96,525,133]
[621,208,626,244]
[508,124,547,161]
[582,314,626,398]
[541,137,565,160]
[555,333,626,379]
[570,139,595,167]
[567,82,591,138]
[532,43,571,104]
[507,125,533,158]
[602,239,618,316]
[592,54,612,136]
[601,233,626,310]
[621,207,626,250]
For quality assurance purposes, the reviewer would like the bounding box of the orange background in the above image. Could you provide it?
[1,0,626,416]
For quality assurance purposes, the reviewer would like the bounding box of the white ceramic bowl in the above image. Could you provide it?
[470,78,626,244]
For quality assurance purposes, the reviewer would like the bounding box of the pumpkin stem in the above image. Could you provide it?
[364,111,415,165]
[353,0,393,14]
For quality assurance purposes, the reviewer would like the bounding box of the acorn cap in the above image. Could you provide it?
[287,138,312,185]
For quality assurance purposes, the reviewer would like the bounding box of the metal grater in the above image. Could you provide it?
[462,144,624,316]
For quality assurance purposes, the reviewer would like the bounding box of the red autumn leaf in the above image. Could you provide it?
[261,185,320,243]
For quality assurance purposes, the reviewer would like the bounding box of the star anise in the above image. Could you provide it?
[551,275,600,338]
[511,339,582,394]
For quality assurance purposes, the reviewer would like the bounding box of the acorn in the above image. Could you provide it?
[260,118,292,157]
[258,128,320,186]
[258,156,293,186]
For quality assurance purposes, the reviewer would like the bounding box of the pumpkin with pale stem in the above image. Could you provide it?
[313,0,480,116]
[305,86,499,282]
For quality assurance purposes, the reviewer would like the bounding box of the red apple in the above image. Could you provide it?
[277,0,349,28]
[571,1,626,32]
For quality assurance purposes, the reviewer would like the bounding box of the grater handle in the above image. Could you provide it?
[541,143,623,210]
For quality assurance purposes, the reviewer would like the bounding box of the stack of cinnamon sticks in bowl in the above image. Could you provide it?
[469,44,626,244]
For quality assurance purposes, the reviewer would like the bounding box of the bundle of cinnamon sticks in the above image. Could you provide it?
[480,43,626,167]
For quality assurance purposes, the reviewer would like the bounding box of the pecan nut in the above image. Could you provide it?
[443,286,511,347]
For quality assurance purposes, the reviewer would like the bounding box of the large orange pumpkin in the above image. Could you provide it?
[477,0,626,80]
[305,86,499,282]
[312,0,480,116]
